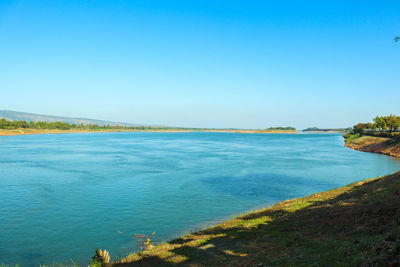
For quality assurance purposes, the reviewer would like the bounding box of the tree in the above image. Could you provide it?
[373,116,387,131]
[0,118,9,129]
[353,123,369,133]
[384,114,398,131]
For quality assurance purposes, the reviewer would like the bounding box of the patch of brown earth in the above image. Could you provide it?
[345,136,400,159]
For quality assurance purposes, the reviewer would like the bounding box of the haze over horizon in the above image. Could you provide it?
[1,0,399,129]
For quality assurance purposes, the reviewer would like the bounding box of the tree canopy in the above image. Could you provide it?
[351,115,400,137]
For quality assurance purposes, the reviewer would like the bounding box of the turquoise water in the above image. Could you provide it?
[1,132,400,265]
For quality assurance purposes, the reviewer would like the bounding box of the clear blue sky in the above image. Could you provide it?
[0,0,399,129]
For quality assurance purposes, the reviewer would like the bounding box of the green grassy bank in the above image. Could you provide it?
[111,170,400,266]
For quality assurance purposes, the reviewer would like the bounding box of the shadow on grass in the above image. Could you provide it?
[114,171,400,266]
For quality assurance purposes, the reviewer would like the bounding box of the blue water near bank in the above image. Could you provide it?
[1,132,400,265]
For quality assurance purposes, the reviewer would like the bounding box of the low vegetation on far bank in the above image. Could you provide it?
[265,127,296,131]
[303,127,352,133]
[110,171,400,266]
[0,118,297,135]
[0,118,203,132]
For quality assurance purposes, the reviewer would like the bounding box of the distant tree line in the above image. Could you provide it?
[0,118,127,130]
[266,127,296,131]
[0,118,183,131]
[351,115,400,137]
[0,118,218,131]
[0,118,300,132]
[303,127,352,132]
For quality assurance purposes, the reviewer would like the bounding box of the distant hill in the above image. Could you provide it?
[0,110,138,127]
[303,127,352,133]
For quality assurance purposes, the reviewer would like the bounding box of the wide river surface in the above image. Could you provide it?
[1,132,400,265]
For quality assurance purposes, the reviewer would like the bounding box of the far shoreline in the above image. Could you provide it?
[0,128,299,136]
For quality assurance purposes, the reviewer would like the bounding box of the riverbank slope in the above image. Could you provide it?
[113,170,400,266]
[344,133,400,159]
